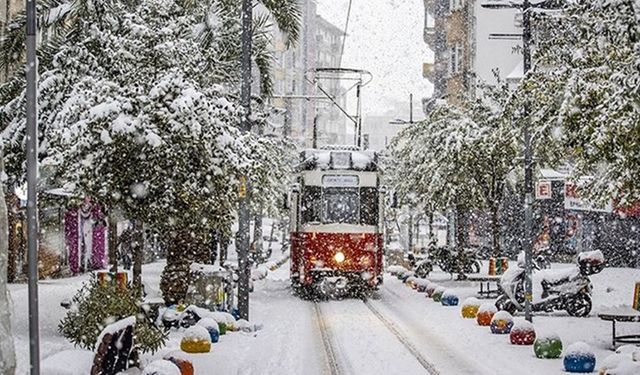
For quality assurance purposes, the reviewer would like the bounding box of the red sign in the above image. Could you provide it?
[536,181,552,200]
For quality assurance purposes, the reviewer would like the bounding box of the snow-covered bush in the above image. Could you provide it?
[58,277,166,353]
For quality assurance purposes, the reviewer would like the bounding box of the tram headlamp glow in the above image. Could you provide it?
[334,251,345,263]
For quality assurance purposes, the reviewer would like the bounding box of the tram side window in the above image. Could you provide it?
[302,186,322,224]
[360,187,379,226]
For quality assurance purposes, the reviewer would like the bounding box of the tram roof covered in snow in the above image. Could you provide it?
[299,147,379,172]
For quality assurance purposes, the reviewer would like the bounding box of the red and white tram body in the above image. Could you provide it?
[289,148,384,294]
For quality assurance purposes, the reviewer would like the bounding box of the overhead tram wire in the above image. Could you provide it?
[338,0,354,68]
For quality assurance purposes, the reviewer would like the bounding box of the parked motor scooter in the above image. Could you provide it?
[495,250,605,317]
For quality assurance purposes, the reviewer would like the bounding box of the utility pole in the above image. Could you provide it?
[481,0,539,322]
[25,0,40,373]
[521,0,534,324]
[284,93,292,138]
[238,0,252,321]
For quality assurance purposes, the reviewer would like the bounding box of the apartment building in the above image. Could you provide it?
[270,0,346,147]
[422,0,521,109]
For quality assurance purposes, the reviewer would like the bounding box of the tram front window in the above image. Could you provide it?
[323,188,359,224]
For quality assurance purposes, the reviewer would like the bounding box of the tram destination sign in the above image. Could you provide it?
[322,175,359,187]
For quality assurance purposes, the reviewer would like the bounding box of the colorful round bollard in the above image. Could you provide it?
[197,318,220,343]
[432,287,446,302]
[163,354,195,375]
[461,297,481,319]
[231,308,241,320]
[425,284,438,298]
[441,291,459,306]
[218,321,227,335]
[416,280,431,293]
[406,276,418,289]
[509,320,536,345]
[534,333,563,359]
[180,326,212,354]
[476,303,497,326]
[490,311,514,334]
[563,342,596,373]
[400,271,414,282]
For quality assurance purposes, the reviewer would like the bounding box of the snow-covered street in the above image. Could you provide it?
[11,255,640,374]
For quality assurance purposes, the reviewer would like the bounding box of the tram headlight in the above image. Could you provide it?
[334,251,345,263]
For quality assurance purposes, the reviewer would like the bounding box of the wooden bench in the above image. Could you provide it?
[598,308,640,349]
[466,275,503,299]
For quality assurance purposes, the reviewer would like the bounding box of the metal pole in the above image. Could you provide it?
[409,93,413,124]
[408,214,413,253]
[284,93,292,138]
[522,0,533,323]
[25,0,40,373]
[301,0,309,145]
[238,0,252,321]
[355,84,362,147]
[312,113,318,148]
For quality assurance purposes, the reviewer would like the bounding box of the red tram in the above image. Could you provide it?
[289,147,384,296]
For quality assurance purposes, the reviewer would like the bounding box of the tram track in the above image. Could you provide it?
[313,302,343,375]
[362,298,441,375]
[314,297,440,375]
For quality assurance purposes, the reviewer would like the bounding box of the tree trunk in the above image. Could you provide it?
[6,194,17,283]
[426,209,434,248]
[491,203,502,258]
[455,205,467,280]
[160,230,209,305]
[132,219,144,298]
[108,213,118,273]
[0,153,17,374]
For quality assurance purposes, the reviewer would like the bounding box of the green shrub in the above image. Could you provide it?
[59,276,166,353]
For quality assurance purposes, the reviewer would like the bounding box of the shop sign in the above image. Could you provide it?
[564,182,612,212]
[535,180,552,200]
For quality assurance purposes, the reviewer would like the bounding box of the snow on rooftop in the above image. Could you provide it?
[506,60,524,81]
[539,168,567,180]
[301,148,378,171]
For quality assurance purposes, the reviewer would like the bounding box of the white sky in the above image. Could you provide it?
[316,0,434,117]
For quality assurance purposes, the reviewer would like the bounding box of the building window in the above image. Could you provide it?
[449,42,463,75]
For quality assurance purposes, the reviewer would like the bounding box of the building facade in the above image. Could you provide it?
[422,0,521,109]
[269,0,346,148]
